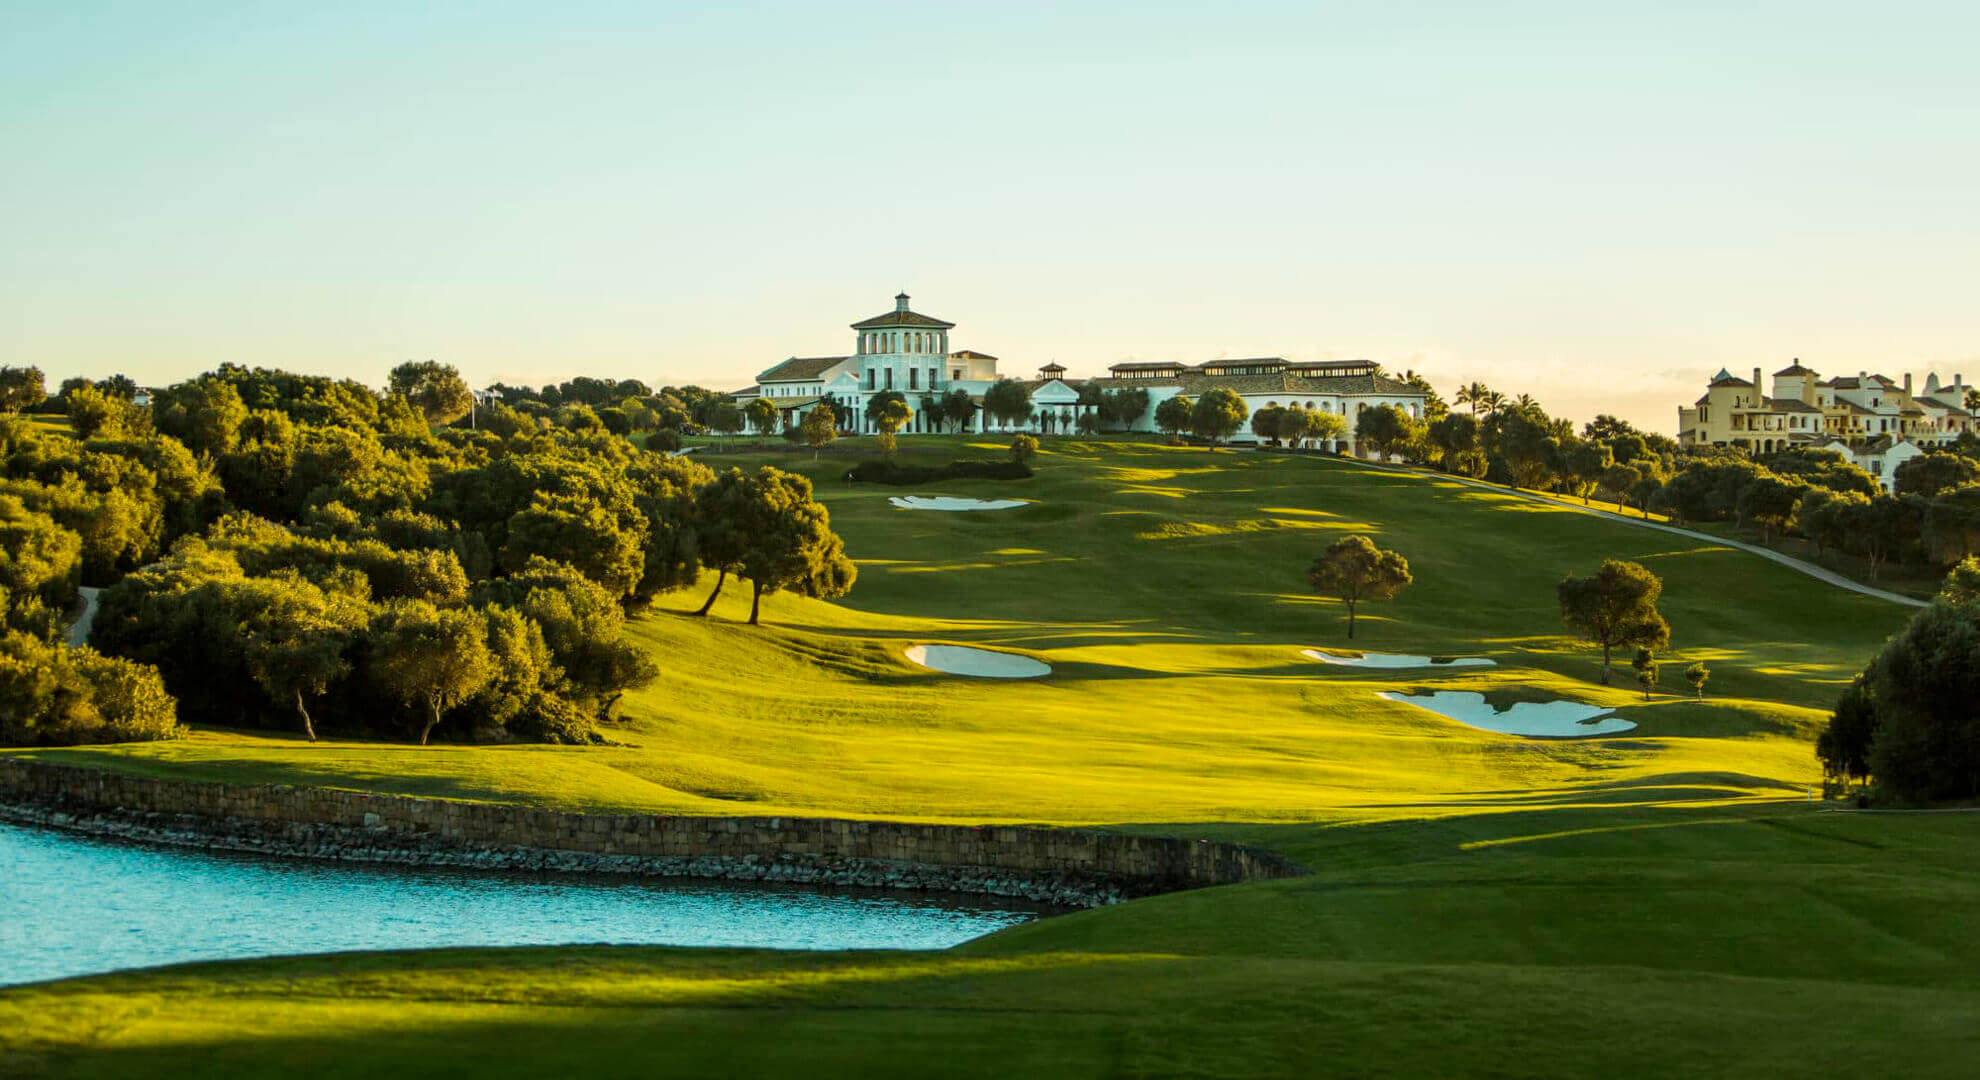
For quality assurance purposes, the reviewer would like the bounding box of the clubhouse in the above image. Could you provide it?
[729,294,1428,452]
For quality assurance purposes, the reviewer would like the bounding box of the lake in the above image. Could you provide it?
[0,822,1049,986]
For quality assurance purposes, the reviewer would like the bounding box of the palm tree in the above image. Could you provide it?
[1479,390,1506,415]
[1514,393,1540,415]
[1455,381,1491,415]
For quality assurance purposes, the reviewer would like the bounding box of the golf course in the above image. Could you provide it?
[6,437,1977,1077]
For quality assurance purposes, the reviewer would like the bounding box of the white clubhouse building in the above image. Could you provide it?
[730,293,1427,451]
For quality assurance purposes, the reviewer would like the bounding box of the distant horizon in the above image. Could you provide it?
[6,2,1977,435]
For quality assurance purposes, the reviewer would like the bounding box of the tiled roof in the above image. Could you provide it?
[851,308,956,329]
[949,349,998,360]
[1775,361,1818,376]
[1768,398,1822,413]
[1109,361,1190,372]
[1708,375,1754,388]
[757,356,851,382]
[1083,371,1420,397]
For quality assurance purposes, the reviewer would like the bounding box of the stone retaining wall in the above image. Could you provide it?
[0,758,1306,908]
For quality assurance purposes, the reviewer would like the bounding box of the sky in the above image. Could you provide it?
[3,1,1976,431]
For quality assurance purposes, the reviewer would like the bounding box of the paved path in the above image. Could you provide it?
[65,586,101,647]
[1333,458,1927,609]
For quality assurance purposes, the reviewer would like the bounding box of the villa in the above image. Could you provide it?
[1678,361,1975,490]
[730,293,1428,452]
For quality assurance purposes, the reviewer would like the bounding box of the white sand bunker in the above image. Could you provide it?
[905,644,1051,679]
[1302,649,1494,669]
[888,496,1029,512]
[1379,690,1637,738]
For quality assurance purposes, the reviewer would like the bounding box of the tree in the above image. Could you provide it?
[244,582,361,742]
[1632,648,1659,700]
[65,384,123,439]
[1816,678,1878,794]
[1102,388,1150,431]
[1427,413,1483,475]
[707,401,744,436]
[367,599,494,745]
[1250,405,1287,445]
[1305,409,1348,453]
[1154,395,1193,442]
[1859,597,1980,801]
[939,388,976,433]
[1454,381,1492,416]
[867,394,912,456]
[1922,486,1980,566]
[1685,661,1710,699]
[1561,442,1614,503]
[1557,560,1671,684]
[1010,434,1038,465]
[799,403,837,458]
[1736,475,1807,543]
[0,366,45,414]
[982,379,1032,431]
[726,468,857,625]
[1939,556,1980,606]
[387,361,473,427]
[1356,404,1422,462]
[1894,452,1980,498]
[156,379,247,456]
[1307,535,1412,639]
[743,397,779,436]
[1189,388,1247,447]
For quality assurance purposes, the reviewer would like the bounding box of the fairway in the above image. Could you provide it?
[20,437,1906,822]
[8,437,1972,1078]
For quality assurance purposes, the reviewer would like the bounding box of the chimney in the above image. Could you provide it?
[1904,373,1913,395]
[895,292,911,313]
[1753,367,1763,398]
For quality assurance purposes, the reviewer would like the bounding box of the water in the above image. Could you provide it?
[0,823,1048,986]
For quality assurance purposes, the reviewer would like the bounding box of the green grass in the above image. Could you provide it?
[7,436,1970,1077]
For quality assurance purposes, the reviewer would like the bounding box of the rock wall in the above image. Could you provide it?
[0,758,1306,908]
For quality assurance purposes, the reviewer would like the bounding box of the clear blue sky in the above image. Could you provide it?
[4,1,1975,429]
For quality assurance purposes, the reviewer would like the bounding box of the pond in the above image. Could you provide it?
[0,823,1050,986]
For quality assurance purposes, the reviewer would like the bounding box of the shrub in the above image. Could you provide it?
[846,460,1034,485]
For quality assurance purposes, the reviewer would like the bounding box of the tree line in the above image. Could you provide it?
[0,362,852,748]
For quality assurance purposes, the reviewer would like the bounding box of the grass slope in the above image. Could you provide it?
[7,437,1969,1077]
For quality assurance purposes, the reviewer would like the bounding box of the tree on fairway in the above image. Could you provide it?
[1894,452,1980,498]
[1939,556,1980,606]
[982,379,1032,431]
[799,403,837,458]
[1427,413,1483,474]
[1857,598,1980,801]
[1189,388,1247,447]
[1154,395,1193,442]
[367,600,495,745]
[0,366,45,414]
[940,388,976,432]
[244,584,361,742]
[1304,409,1349,454]
[1562,441,1614,503]
[1632,648,1659,700]
[743,397,779,436]
[1250,405,1286,445]
[1307,535,1412,639]
[688,468,751,615]
[867,394,912,456]
[731,468,857,625]
[1685,661,1710,699]
[707,402,745,436]
[1355,404,1422,462]
[1010,433,1038,465]
[1557,560,1670,684]
[387,361,473,427]
[1816,678,1877,793]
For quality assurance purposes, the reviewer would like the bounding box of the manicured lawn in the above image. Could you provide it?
[8,436,1967,1077]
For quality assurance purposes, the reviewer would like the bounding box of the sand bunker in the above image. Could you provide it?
[1379,690,1637,738]
[888,496,1029,512]
[1302,649,1494,669]
[905,644,1051,679]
